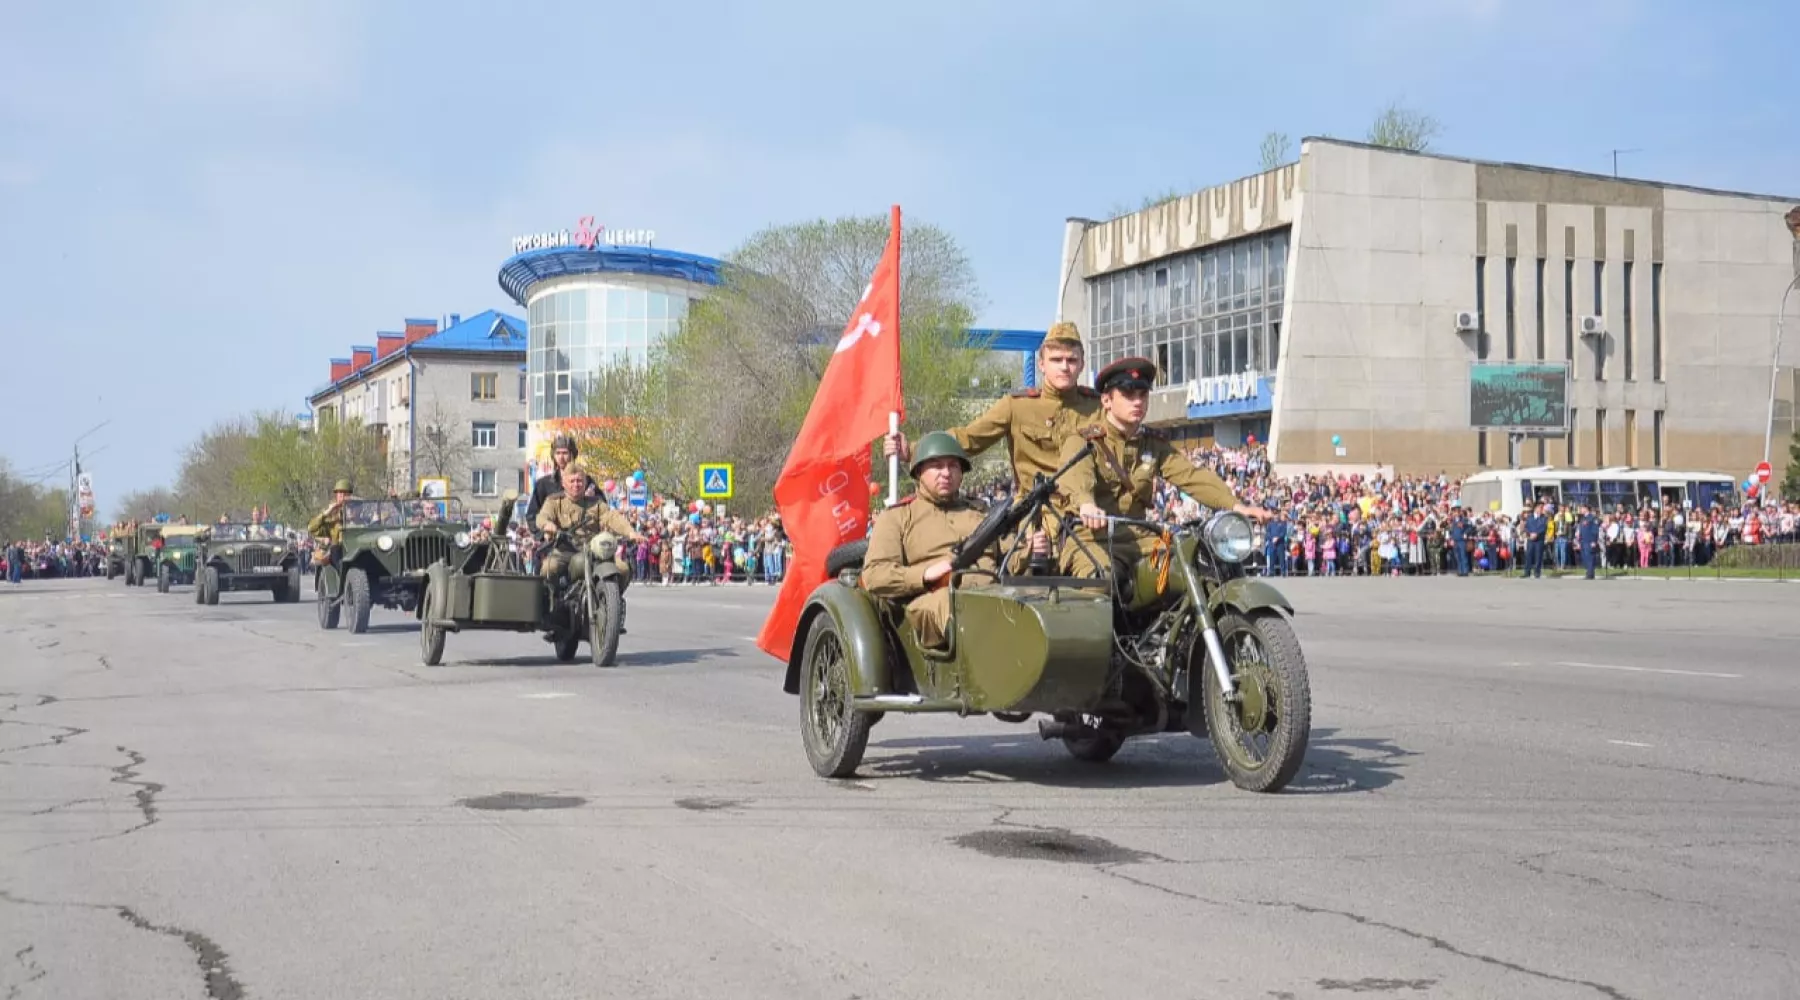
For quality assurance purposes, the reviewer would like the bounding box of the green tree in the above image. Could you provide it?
[171,417,257,521]
[599,214,1006,508]
[235,412,391,525]
[0,461,73,540]
[1782,428,1800,500]
[1366,100,1442,152]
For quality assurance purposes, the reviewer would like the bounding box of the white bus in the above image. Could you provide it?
[1459,467,1739,519]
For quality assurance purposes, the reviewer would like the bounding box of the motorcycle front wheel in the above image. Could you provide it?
[1201,611,1312,793]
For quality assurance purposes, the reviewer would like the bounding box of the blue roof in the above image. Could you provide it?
[308,309,526,401]
[497,245,725,306]
[965,328,1048,352]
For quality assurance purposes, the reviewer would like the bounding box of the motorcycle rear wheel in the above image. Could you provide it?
[1202,611,1311,793]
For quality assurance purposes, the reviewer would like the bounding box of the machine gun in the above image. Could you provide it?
[948,440,1093,574]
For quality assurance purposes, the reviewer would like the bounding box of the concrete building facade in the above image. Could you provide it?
[307,311,529,501]
[1055,138,1800,481]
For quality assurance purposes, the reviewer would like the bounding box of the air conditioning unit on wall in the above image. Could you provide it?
[1579,315,1605,337]
[1453,310,1480,333]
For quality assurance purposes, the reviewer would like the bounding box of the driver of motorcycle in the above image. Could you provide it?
[1056,357,1271,587]
[535,461,644,587]
[862,431,1049,650]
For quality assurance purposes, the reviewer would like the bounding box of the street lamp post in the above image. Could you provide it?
[1763,208,1800,481]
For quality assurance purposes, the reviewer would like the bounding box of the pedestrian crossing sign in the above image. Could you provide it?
[698,463,734,499]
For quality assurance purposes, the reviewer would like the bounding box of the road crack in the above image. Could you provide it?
[0,891,244,1000]
[1514,854,1724,914]
[109,747,162,835]
[6,944,46,1000]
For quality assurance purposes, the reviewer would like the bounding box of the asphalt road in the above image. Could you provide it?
[2,573,1796,1000]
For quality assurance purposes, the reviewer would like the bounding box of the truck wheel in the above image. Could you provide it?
[202,567,221,606]
[279,568,301,603]
[316,573,340,630]
[193,569,207,604]
[344,567,373,634]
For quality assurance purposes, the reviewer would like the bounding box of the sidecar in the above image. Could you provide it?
[781,540,1117,778]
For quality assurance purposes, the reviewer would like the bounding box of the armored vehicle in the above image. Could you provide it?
[317,498,474,633]
[152,525,206,593]
[194,523,302,605]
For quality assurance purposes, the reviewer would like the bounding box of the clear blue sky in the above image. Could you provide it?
[2,0,1794,513]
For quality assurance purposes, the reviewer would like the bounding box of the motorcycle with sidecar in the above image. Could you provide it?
[780,442,1313,793]
[416,490,628,667]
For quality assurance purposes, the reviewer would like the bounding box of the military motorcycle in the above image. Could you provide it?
[417,491,628,667]
[782,443,1313,793]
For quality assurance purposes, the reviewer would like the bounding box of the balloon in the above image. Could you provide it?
[1246,434,1257,445]
[1331,434,1342,446]
[633,470,644,482]
[604,479,616,492]
[690,513,701,524]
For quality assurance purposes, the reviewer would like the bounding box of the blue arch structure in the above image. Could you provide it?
[964,328,1047,388]
[497,245,727,307]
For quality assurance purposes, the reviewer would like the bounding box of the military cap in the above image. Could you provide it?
[909,431,972,476]
[1095,356,1157,393]
[332,479,353,493]
[1043,321,1083,348]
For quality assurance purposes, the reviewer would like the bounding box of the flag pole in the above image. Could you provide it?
[887,203,902,507]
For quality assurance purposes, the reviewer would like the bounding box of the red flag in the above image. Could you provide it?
[756,206,905,660]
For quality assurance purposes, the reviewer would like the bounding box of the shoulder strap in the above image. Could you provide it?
[1009,388,1041,398]
[1077,424,1106,441]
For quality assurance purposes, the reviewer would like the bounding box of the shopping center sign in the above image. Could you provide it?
[511,216,656,253]
[1184,369,1270,420]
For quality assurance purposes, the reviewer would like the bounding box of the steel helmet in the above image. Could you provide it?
[909,431,971,476]
[333,479,354,493]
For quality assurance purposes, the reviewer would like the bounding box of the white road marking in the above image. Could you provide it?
[520,692,577,700]
[1554,661,1741,679]
[1607,739,1654,748]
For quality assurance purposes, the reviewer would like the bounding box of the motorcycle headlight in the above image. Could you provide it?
[377,534,395,552]
[587,532,618,561]
[1203,511,1255,563]
[454,531,471,548]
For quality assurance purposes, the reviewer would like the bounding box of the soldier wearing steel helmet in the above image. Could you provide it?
[1057,357,1270,582]
[861,432,1049,650]
[885,321,1102,497]
[307,479,356,568]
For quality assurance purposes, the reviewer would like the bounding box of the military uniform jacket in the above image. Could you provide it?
[536,494,639,542]
[861,492,1020,600]
[949,383,1102,491]
[307,505,347,545]
[1058,420,1240,526]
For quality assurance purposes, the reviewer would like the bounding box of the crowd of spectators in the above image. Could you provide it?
[497,503,791,585]
[3,539,107,582]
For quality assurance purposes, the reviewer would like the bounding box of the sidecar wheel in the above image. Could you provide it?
[553,629,581,662]
[799,614,872,779]
[1202,611,1312,793]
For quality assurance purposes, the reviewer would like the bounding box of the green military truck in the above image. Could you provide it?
[150,524,205,593]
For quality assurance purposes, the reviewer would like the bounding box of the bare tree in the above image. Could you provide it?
[413,395,469,493]
[1259,131,1293,170]
[115,487,181,522]
[1366,101,1442,152]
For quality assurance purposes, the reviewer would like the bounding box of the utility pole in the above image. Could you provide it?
[1611,148,1641,178]
[68,420,112,542]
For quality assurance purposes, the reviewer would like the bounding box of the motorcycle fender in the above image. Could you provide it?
[317,564,342,601]
[781,582,891,699]
[1205,577,1293,619]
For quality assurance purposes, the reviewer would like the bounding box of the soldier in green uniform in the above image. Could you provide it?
[535,462,644,586]
[885,321,1102,493]
[862,432,1048,650]
[307,479,356,566]
[1057,357,1271,584]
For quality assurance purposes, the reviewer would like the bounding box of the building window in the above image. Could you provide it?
[1594,408,1607,467]
[517,423,527,448]
[472,422,497,449]
[526,285,691,421]
[1475,256,1489,360]
[472,469,497,497]
[472,372,498,400]
[1622,260,1635,381]
[517,468,528,494]
[518,372,527,402]
[1651,263,1663,381]
[1086,228,1287,385]
[1652,410,1665,466]
[1477,431,1488,467]
[1534,258,1546,360]
[1624,409,1638,465]
[1563,260,1576,377]
[1504,256,1517,360]
[1592,261,1606,381]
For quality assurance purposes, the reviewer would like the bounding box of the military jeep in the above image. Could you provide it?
[151,525,205,593]
[194,523,302,605]
[316,498,476,633]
